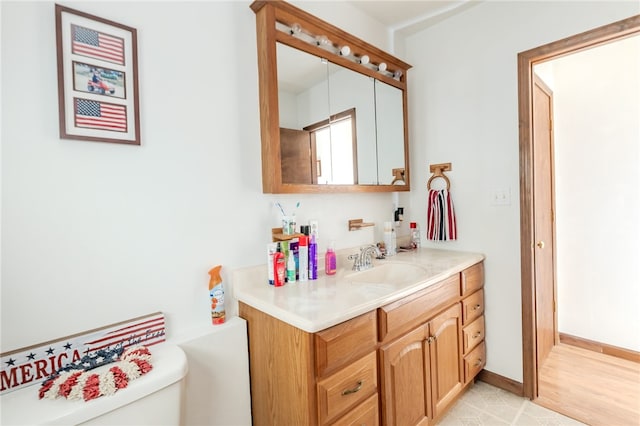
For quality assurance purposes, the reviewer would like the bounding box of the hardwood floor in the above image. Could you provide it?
[536,343,640,426]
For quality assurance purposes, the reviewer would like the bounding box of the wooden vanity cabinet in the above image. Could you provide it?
[239,261,484,426]
[377,262,485,425]
[378,275,464,425]
[460,262,486,384]
[239,304,378,426]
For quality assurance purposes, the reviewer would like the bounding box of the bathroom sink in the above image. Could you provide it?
[345,262,428,286]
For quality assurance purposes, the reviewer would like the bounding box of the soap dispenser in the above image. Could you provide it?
[325,241,337,275]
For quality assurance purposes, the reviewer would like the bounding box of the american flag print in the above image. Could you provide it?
[83,314,166,353]
[72,25,125,65]
[75,98,127,132]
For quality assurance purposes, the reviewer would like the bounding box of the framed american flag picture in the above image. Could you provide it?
[55,4,140,145]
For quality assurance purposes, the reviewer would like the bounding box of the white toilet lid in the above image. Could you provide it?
[0,344,188,425]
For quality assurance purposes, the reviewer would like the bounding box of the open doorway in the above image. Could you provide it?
[517,13,640,420]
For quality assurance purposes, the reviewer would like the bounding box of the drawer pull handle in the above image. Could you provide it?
[473,359,483,367]
[472,332,482,339]
[473,304,482,311]
[341,380,363,396]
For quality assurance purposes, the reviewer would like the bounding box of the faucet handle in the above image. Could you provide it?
[348,253,361,271]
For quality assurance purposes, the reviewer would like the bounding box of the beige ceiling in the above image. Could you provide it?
[346,0,482,34]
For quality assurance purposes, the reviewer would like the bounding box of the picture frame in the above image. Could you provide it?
[55,4,140,145]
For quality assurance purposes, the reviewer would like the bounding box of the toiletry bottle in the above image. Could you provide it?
[287,248,296,283]
[289,238,299,280]
[273,243,286,287]
[384,221,396,257]
[309,235,318,280]
[309,219,319,239]
[410,222,421,249]
[208,265,225,325]
[267,242,277,285]
[299,236,309,282]
[325,241,337,275]
[391,228,397,255]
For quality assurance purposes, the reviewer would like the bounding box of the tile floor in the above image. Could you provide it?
[438,381,586,425]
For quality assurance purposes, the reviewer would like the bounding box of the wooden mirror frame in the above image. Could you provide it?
[250,0,412,193]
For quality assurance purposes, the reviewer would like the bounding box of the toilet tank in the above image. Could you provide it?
[0,344,188,426]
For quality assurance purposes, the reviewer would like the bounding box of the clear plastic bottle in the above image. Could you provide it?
[325,241,337,275]
[384,221,396,256]
[410,222,421,249]
[287,248,296,283]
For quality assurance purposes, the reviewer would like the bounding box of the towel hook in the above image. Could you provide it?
[390,168,405,185]
[427,163,452,190]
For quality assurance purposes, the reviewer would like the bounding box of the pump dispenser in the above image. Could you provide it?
[325,241,337,275]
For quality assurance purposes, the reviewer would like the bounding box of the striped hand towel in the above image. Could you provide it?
[427,189,457,240]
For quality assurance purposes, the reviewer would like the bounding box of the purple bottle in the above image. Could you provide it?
[308,235,318,280]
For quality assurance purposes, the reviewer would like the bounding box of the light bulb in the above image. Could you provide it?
[316,35,330,46]
[378,62,387,72]
[290,23,301,34]
[360,55,370,65]
[393,70,403,79]
[340,45,351,56]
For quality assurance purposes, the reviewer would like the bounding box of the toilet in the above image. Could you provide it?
[0,344,188,426]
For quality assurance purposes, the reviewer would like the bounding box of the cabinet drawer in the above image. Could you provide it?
[464,341,486,383]
[331,393,379,426]
[462,315,485,354]
[461,289,484,325]
[461,262,484,296]
[317,351,378,425]
[378,274,460,342]
[316,311,377,377]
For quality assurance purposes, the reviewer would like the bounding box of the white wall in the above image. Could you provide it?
[547,36,640,351]
[0,1,396,352]
[404,1,639,381]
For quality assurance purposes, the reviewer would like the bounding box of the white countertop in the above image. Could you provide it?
[232,248,484,333]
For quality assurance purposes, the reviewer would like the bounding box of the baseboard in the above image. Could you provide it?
[476,369,524,397]
[559,333,640,363]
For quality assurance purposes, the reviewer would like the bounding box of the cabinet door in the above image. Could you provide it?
[428,303,464,420]
[379,324,431,426]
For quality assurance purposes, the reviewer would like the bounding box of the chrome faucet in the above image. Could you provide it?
[349,244,384,271]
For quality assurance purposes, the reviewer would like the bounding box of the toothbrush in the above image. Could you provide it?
[275,202,287,217]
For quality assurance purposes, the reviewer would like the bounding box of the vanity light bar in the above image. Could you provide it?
[276,22,402,81]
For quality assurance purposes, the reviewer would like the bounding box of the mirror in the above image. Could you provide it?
[374,80,406,185]
[251,1,412,193]
[327,60,377,184]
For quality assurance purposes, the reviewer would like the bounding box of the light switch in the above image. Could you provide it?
[492,188,511,205]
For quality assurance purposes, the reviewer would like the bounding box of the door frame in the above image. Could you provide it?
[517,14,640,400]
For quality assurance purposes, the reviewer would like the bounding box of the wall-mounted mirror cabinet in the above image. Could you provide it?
[251,0,412,193]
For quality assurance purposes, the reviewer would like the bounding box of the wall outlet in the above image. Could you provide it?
[492,188,511,205]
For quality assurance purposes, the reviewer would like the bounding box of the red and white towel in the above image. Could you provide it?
[427,189,457,240]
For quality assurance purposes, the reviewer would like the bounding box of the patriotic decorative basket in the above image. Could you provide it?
[39,346,153,402]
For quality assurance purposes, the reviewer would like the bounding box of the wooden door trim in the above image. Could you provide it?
[518,14,640,400]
